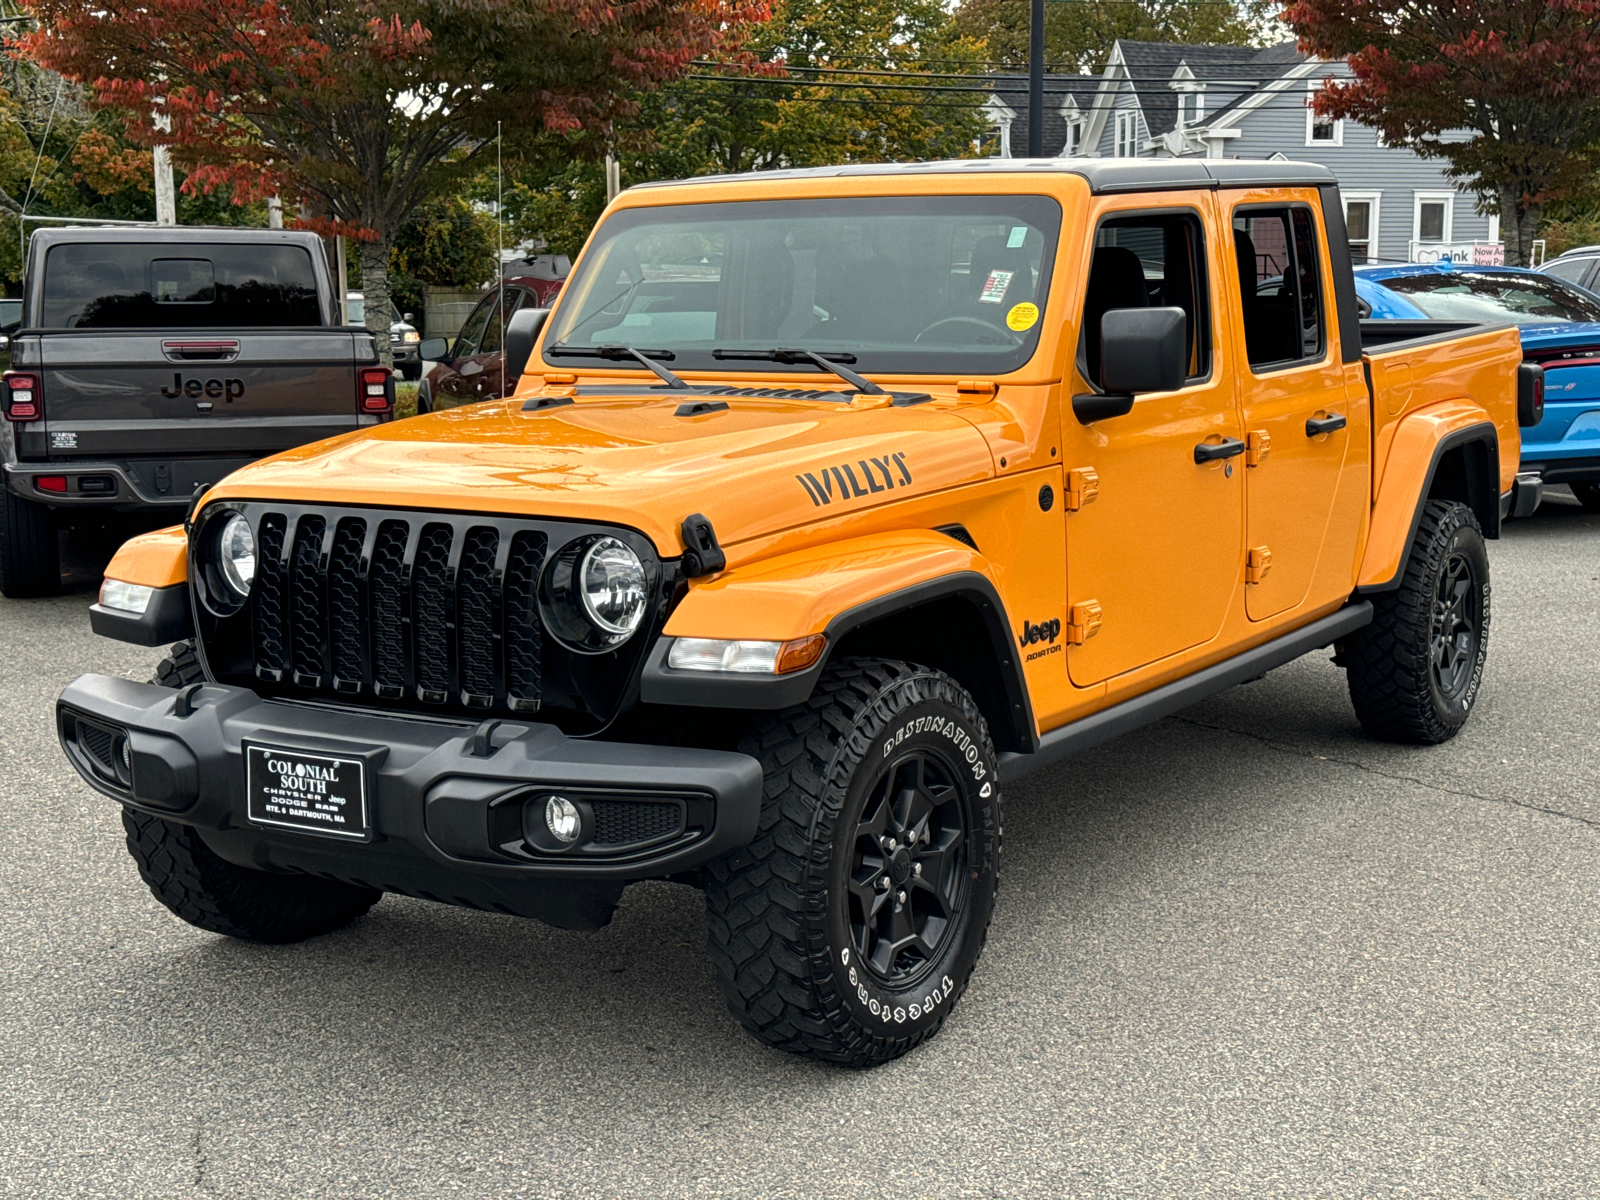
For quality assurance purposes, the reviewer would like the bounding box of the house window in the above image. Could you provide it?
[1177,94,1188,129]
[1193,91,1204,123]
[1342,193,1380,264]
[1065,120,1083,156]
[1413,192,1453,244]
[1175,91,1204,129]
[1115,111,1137,158]
[1305,85,1343,146]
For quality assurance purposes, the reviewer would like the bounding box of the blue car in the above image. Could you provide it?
[1354,262,1600,511]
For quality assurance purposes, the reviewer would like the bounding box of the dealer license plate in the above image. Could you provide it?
[245,744,370,840]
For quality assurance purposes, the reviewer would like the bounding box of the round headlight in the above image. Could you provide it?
[577,536,646,643]
[218,514,255,599]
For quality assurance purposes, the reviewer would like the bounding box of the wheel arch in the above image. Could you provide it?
[640,535,1038,755]
[1359,414,1499,593]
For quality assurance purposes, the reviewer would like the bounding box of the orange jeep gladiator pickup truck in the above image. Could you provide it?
[56,160,1543,1066]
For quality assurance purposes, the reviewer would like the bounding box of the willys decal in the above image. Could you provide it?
[796,453,912,507]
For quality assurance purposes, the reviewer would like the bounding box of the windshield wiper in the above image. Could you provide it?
[547,343,689,390]
[712,347,886,396]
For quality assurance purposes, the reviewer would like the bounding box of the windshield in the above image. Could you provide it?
[1380,271,1600,326]
[543,195,1062,377]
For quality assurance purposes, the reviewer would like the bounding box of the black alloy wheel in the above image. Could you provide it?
[1429,551,1480,701]
[847,750,968,988]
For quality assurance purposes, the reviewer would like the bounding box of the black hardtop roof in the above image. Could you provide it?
[630,157,1338,196]
[29,226,325,250]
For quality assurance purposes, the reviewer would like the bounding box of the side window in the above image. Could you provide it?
[479,292,507,355]
[1232,207,1325,371]
[1082,212,1211,390]
[452,293,497,358]
[1545,257,1595,286]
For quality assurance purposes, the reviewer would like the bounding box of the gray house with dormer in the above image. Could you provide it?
[984,41,1497,265]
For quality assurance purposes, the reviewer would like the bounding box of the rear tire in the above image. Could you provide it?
[704,658,1002,1066]
[0,489,59,598]
[1345,500,1490,743]
[415,380,432,414]
[122,640,381,943]
[1570,482,1600,513]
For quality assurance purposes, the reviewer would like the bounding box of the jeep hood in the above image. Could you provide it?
[206,392,996,552]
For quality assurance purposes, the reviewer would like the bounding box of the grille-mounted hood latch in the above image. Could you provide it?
[680,513,726,578]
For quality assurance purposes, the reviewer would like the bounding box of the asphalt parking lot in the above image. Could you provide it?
[2,495,1597,1199]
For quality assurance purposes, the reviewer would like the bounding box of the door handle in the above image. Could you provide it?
[1193,437,1246,464]
[1305,413,1347,437]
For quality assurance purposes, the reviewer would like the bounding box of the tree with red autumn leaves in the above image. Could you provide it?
[1285,0,1600,265]
[22,0,767,357]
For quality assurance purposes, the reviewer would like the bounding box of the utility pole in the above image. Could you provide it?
[605,154,621,203]
[152,104,176,225]
[267,197,283,229]
[1027,0,1044,157]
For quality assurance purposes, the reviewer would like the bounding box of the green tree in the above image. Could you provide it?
[508,0,992,255]
[953,0,1278,73]
[24,0,768,361]
[387,197,499,326]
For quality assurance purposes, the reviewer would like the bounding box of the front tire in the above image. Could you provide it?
[123,640,381,943]
[0,489,59,598]
[1345,500,1490,743]
[705,659,1002,1066]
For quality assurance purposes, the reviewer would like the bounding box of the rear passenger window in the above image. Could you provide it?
[1081,213,1210,390]
[41,243,321,328]
[1545,257,1596,286]
[1232,208,1325,370]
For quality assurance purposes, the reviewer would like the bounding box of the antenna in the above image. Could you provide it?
[497,120,505,398]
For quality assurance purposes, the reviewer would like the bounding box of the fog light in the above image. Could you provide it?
[545,796,581,843]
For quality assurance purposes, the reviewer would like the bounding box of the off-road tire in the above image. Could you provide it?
[1345,500,1490,744]
[122,640,381,943]
[705,658,1002,1066]
[0,489,59,598]
[1570,482,1600,513]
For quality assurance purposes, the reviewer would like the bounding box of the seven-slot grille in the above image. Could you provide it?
[249,510,548,712]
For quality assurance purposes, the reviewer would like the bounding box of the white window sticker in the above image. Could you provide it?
[1006,226,1028,249]
[979,270,1014,304]
[50,431,77,449]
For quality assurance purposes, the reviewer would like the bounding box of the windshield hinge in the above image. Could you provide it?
[957,379,998,398]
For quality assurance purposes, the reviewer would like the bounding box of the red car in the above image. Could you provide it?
[416,258,567,414]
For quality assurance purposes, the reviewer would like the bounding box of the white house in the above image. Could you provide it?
[985,41,1499,264]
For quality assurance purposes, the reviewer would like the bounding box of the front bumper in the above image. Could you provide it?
[57,675,763,930]
[390,343,420,364]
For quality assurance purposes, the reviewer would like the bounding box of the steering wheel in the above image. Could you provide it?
[914,315,1021,345]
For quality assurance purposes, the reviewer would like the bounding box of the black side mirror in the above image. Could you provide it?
[505,307,551,381]
[419,337,450,362]
[1074,306,1187,424]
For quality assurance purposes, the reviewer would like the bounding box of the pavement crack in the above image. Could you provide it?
[1169,715,1600,830]
[192,1116,207,1193]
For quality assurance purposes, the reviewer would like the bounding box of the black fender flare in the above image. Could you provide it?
[1359,422,1499,594]
[639,570,1038,753]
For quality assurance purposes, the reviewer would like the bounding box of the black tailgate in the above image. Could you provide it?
[36,329,366,458]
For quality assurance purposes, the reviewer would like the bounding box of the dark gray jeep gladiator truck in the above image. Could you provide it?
[0,227,393,598]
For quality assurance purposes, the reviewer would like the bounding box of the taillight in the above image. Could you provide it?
[34,475,67,493]
[1517,361,1545,428]
[4,371,40,422]
[359,365,392,414]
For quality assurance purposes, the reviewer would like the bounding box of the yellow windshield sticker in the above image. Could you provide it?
[1006,302,1039,331]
